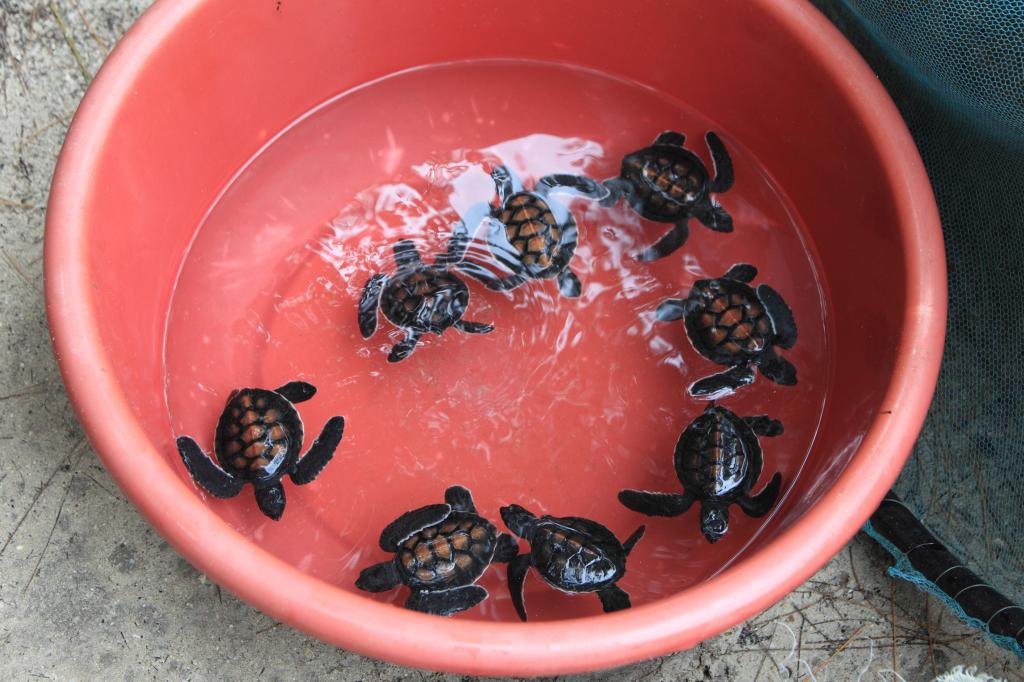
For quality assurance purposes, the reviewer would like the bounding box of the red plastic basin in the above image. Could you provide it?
[45,0,945,675]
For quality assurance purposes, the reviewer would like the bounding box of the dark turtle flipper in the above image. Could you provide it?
[393,240,423,270]
[456,261,528,292]
[507,554,532,622]
[358,274,387,338]
[694,200,733,233]
[444,485,477,513]
[536,173,608,200]
[254,483,286,521]
[600,177,636,207]
[758,351,797,386]
[387,330,422,363]
[744,416,784,437]
[500,504,539,539]
[689,365,757,398]
[291,416,345,485]
[597,585,631,613]
[637,222,690,262]
[655,130,686,146]
[621,525,646,555]
[656,297,701,322]
[355,560,402,592]
[176,436,244,498]
[757,284,798,349]
[738,472,782,518]
[557,268,582,298]
[723,263,758,283]
[274,380,317,404]
[407,585,488,616]
[493,533,520,563]
[434,220,471,266]
[379,503,452,552]
[705,131,735,193]
[491,165,515,203]
[618,490,694,517]
[454,320,495,334]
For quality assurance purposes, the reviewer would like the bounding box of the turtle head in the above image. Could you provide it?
[255,484,286,521]
[500,504,538,542]
[700,503,729,543]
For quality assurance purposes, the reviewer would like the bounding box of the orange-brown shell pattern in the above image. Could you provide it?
[622,147,708,222]
[396,511,497,589]
[215,389,300,480]
[499,192,562,272]
[688,279,773,362]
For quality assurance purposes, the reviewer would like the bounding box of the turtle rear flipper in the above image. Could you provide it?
[694,200,733,233]
[358,274,388,338]
[379,503,452,552]
[656,297,701,322]
[454,320,494,334]
[757,284,798,349]
[255,483,286,521]
[493,533,520,563]
[274,380,317,404]
[393,240,423,270]
[388,330,422,363]
[705,131,735,193]
[406,585,488,616]
[738,472,782,518]
[621,525,646,555]
[597,585,631,613]
[557,269,582,298]
[758,351,797,386]
[723,263,758,283]
[434,220,470,266]
[690,365,757,398]
[618,490,694,517]
[637,222,690,262]
[355,560,402,592]
[291,416,345,485]
[444,485,477,513]
[507,554,532,622]
[744,415,784,437]
[176,436,244,498]
[536,173,608,201]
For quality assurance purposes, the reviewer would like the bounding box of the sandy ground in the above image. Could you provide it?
[0,2,1020,680]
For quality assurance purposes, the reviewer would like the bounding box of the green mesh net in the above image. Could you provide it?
[812,0,1024,654]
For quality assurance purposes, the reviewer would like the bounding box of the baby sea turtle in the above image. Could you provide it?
[355,485,519,616]
[500,504,645,621]
[175,381,345,521]
[657,262,797,398]
[457,165,608,298]
[358,225,493,363]
[619,402,783,543]
[602,131,734,261]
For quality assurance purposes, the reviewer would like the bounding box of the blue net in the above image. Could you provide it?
[812,0,1024,652]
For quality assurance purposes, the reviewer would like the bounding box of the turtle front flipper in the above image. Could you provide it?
[705,131,735,193]
[274,380,317,404]
[379,503,452,552]
[744,415,784,437]
[597,585,631,613]
[757,351,797,386]
[738,472,783,518]
[491,165,516,203]
[493,533,520,563]
[694,199,733,233]
[689,365,757,398]
[355,560,402,592]
[444,485,477,513]
[290,416,345,485]
[392,240,423,270]
[434,220,471,266]
[507,553,532,622]
[618,490,694,517]
[388,330,423,363]
[454,320,494,334]
[621,525,646,555]
[536,173,609,201]
[176,436,244,498]
[656,297,700,322]
[254,483,286,521]
[637,222,690,262]
[358,274,388,338]
[406,585,488,616]
[756,284,798,349]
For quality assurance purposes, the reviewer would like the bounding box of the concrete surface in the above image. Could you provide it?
[0,2,1020,680]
